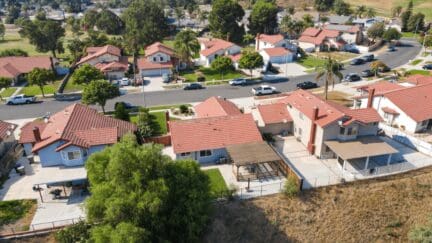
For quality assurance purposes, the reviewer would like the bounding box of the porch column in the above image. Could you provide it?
[364,156,370,170]
[387,154,392,165]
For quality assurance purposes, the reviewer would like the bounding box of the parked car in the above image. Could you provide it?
[6,95,36,105]
[422,64,432,70]
[387,46,396,52]
[183,83,204,90]
[343,73,362,82]
[361,54,375,62]
[361,69,374,77]
[229,78,247,86]
[251,85,277,95]
[114,102,137,110]
[378,66,391,73]
[346,48,360,54]
[162,73,171,83]
[296,81,318,90]
[350,58,365,65]
[119,77,130,86]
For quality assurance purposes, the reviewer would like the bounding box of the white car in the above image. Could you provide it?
[251,85,277,95]
[6,94,36,105]
[229,78,247,86]
[118,78,130,86]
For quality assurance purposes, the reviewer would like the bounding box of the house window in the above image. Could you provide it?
[355,100,361,108]
[383,113,389,119]
[199,150,212,157]
[298,128,302,135]
[299,112,303,120]
[180,152,191,157]
[159,56,164,62]
[339,127,345,135]
[347,127,353,135]
[66,150,81,160]
[153,57,157,62]
[422,120,428,126]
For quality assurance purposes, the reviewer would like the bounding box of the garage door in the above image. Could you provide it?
[141,68,171,77]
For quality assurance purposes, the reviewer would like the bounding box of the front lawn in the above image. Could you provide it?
[64,81,85,93]
[0,199,37,230]
[297,55,327,69]
[410,59,423,65]
[315,52,358,62]
[203,169,228,198]
[148,104,191,111]
[405,69,431,76]
[130,111,176,136]
[180,68,244,82]
[0,87,17,98]
[19,82,59,96]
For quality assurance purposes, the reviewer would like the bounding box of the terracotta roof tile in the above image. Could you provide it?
[356,81,405,96]
[301,27,321,37]
[0,120,17,142]
[199,38,236,57]
[18,120,47,144]
[194,96,242,118]
[263,47,291,57]
[144,42,175,57]
[257,103,292,125]
[77,45,121,65]
[257,34,284,44]
[137,58,173,70]
[405,74,432,86]
[0,57,52,79]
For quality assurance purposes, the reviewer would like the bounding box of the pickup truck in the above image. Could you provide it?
[251,85,277,95]
[6,95,36,105]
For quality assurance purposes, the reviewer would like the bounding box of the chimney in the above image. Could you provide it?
[367,88,375,108]
[256,33,260,50]
[165,111,170,133]
[33,127,41,142]
[307,107,319,155]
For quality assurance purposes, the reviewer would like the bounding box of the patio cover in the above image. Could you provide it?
[226,141,281,166]
[324,136,398,161]
[34,166,87,185]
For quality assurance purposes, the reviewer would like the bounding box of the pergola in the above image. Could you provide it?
[226,141,285,181]
[324,136,398,172]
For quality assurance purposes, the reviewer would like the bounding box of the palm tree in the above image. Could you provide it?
[366,8,376,18]
[355,5,367,18]
[370,60,388,77]
[174,29,200,69]
[315,57,343,100]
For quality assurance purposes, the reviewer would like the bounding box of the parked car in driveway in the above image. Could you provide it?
[361,69,374,77]
[162,73,171,83]
[229,78,247,86]
[361,54,375,62]
[6,95,36,105]
[118,77,130,86]
[184,83,204,90]
[251,85,277,95]
[343,73,362,82]
[350,58,365,65]
[297,81,318,90]
[423,64,432,70]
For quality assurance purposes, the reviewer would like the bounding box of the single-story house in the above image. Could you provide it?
[353,17,384,29]
[77,45,128,80]
[0,56,56,85]
[298,27,344,52]
[197,38,241,67]
[259,47,294,64]
[138,42,178,77]
[19,104,137,167]
[0,120,17,157]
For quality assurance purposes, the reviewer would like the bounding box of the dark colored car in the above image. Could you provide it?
[361,54,375,62]
[346,48,360,54]
[343,73,362,82]
[297,81,318,90]
[387,46,396,52]
[115,102,137,110]
[423,64,432,70]
[184,83,204,90]
[361,69,374,77]
[350,58,365,65]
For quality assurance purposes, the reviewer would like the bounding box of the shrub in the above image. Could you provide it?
[283,174,299,197]
[224,184,238,201]
[197,73,206,82]
[262,133,275,143]
[408,216,432,242]
[55,221,90,243]
[179,105,189,114]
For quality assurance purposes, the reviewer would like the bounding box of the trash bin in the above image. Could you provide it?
[27,155,34,164]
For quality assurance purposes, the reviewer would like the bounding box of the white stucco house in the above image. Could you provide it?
[259,47,294,64]
[197,38,241,67]
[138,42,178,77]
[256,34,287,50]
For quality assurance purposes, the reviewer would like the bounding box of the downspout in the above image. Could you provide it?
[307,107,319,155]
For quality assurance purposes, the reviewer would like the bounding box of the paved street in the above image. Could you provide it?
[0,39,421,120]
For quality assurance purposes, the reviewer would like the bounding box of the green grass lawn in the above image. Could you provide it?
[148,104,191,111]
[410,59,423,65]
[203,169,228,198]
[297,55,327,69]
[64,81,85,93]
[0,87,17,98]
[180,68,244,82]
[130,111,176,136]
[0,199,36,227]
[19,81,60,96]
[406,69,431,76]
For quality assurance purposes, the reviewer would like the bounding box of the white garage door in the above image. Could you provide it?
[141,68,171,77]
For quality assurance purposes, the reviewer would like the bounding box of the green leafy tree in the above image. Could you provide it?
[19,19,65,57]
[85,135,211,242]
[0,23,5,40]
[408,13,425,32]
[209,0,245,43]
[401,1,413,32]
[248,0,278,35]
[383,28,402,42]
[408,216,432,242]
[0,49,28,57]
[243,33,255,45]
[83,31,110,47]
[0,77,12,101]
[55,221,90,243]
[333,0,352,16]
[314,0,334,11]
[211,56,233,80]
[96,9,124,35]
[71,64,105,84]
[315,57,343,100]
[370,60,388,77]
[66,16,81,36]
[355,5,367,18]
[302,14,314,28]
[367,22,385,42]
[82,9,98,31]
[26,68,55,97]
[280,15,305,38]
[174,29,200,68]
[238,51,263,77]
[365,7,376,18]
[114,102,130,121]
[136,107,153,139]
[81,80,120,113]
[174,7,185,27]
[67,38,85,63]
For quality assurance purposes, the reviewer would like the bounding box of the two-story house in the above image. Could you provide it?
[255,34,295,64]
[19,104,136,167]
[324,24,362,45]
[198,38,241,67]
[77,45,128,80]
[298,27,344,52]
[138,42,179,77]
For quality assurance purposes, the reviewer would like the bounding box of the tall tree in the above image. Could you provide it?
[71,64,105,84]
[333,0,352,16]
[0,77,12,101]
[26,68,55,97]
[0,23,5,40]
[248,0,278,35]
[81,80,120,113]
[67,38,85,63]
[114,102,130,121]
[370,60,388,76]
[355,5,367,18]
[174,29,200,68]
[136,107,154,139]
[383,28,402,42]
[82,9,98,31]
[367,22,385,42]
[209,0,245,43]
[238,51,263,77]
[401,0,413,32]
[85,135,211,242]
[211,56,233,80]
[122,0,168,80]
[315,57,343,100]
[96,9,125,35]
[391,6,403,17]
[365,7,376,18]
[314,0,334,11]
[408,13,425,33]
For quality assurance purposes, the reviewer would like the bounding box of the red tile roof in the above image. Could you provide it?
[194,96,242,118]
[405,74,432,86]
[94,56,128,72]
[169,114,263,153]
[144,42,175,57]
[339,106,383,126]
[383,83,432,122]
[356,81,405,97]
[229,53,242,62]
[302,27,321,37]
[137,58,173,70]
[199,38,236,57]
[77,45,122,65]
[0,120,17,142]
[263,47,291,57]
[18,120,47,144]
[25,104,136,152]
[257,103,292,125]
[0,57,52,79]
[257,34,284,44]
[299,28,340,45]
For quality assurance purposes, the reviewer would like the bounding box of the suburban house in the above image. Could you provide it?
[403,74,432,87]
[255,34,296,64]
[324,24,363,44]
[259,47,294,65]
[298,27,344,52]
[256,34,287,50]
[19,104,136,167]
[77,45,128,80]
[197,38,241,67]
[0,120,17,157]
[138,42,179,77]
[353,81,432,133]
[194,96,242,118]
[353,17,384,29]
[253,103,292,135]
[327,15,353,25]
[0,56,56,85]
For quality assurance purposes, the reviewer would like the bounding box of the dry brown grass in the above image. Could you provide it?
[313,90,353,107]
[9,233,56,243]
[204,166,432,242]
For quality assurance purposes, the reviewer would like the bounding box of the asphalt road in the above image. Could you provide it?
[0,39,422,120]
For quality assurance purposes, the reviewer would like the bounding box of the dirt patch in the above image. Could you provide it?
[204,166,432,242]
[313,90,353,107]
[0,200,37,235]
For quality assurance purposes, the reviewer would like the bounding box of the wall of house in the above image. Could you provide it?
[140,68,172,77]
[200,45,242,67]
[288,105,313,147]
[38,141,64,167]
[60,145,86,166]
[298,42,316,52]
[341,32,358,44]
[147,52,171,63]
[176,147,228,164]
[106,71,125,80]
[85,54,119,66]
[260,123,292,135]
[256,40,286,50]
[23,143,33,156]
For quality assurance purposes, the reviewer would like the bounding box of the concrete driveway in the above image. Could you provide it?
[273,63,308,77]
[143,77,166,92]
